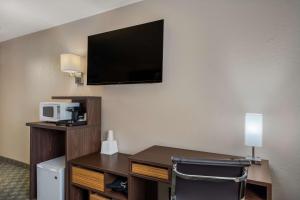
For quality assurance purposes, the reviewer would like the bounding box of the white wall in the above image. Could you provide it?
[0,0,300,199]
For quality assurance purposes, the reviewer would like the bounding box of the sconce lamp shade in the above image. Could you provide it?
[60,54,82,73]
[245,113,263,147]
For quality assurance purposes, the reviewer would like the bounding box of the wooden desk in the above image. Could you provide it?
[68,145,272,200]
[129,145,272,200]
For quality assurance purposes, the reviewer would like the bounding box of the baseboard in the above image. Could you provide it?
[0,156,29,169]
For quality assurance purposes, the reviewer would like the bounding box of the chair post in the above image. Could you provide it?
[170,164,177,200]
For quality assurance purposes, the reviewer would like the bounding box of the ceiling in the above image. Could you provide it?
[0,0,143,42]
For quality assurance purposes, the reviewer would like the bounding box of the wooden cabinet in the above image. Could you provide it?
[27,96,102,200]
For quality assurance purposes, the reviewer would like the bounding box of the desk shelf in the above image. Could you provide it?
[104,188,127,200]
[246,183,268,200]
[105,173,128,200]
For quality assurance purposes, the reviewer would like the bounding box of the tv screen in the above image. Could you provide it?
[87,20,164,85]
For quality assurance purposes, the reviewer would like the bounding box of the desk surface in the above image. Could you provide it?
[129,145,272,187]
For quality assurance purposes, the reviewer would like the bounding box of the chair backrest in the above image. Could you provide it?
[171,157,251,200]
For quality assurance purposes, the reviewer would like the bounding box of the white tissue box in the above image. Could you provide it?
[101,140,118,155]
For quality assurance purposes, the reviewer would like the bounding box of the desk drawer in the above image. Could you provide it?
[131,163,169,181]
[90,193,110,200]
[72,167,104,192]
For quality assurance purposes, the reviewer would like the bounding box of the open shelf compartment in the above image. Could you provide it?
[104,173,128,200]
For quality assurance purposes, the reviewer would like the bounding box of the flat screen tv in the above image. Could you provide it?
[87,20,164,85]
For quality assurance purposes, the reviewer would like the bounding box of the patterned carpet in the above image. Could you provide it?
[0,157,29,200]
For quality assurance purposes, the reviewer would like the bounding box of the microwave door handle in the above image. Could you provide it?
[53,105,58,121]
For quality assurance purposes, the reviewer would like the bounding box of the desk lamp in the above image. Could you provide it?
[245,113,263,164]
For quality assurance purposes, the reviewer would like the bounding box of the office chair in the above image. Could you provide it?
[171,157,251,200]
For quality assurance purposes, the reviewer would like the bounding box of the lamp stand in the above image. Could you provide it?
[246,146,262,165]
[75,76,84,85]
[71,72,84,85]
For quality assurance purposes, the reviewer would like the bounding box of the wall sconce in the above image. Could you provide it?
[245,113,263,164]
[60,53,84,85]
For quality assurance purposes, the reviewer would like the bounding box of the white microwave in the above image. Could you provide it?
[40,102,80,122]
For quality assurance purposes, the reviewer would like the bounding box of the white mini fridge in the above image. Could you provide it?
[37,156,65,200]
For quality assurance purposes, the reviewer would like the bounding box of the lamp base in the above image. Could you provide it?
[245,156,262,165]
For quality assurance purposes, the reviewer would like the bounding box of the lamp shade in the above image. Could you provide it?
[60,54,82,73]
[245,113,263,147]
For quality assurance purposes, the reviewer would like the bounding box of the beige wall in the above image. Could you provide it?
[0,0,300,199]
